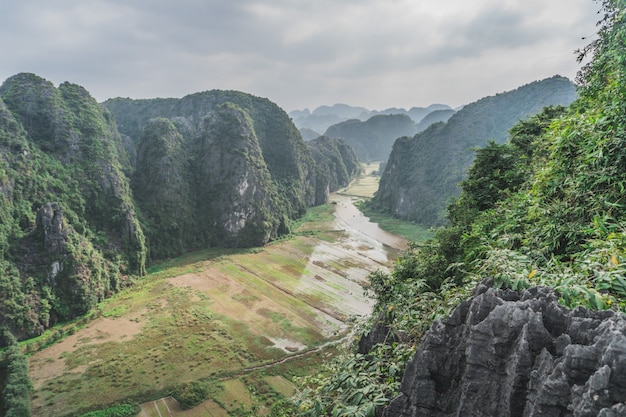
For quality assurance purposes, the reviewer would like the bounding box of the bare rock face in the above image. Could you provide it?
[197,102,283,246]
[36,202,67,257]
[383,281,626,417]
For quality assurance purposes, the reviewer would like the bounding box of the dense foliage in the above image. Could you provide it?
[307,136,361,204]
[293,1,626,415]
[104,90,318,223]
[105,91,350,256]
[1,331,31,417]
[0,77,362,339]
[0,74,146,340]
[371,75,578,226]
[323,114,417,162]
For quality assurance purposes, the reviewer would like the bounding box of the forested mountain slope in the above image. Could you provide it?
[323,114,417,162]
[307,136,361,203]
[104,91,361,258]
[372,75,577,226]
[0,77,361,341]
[294,2,626,415]
[0,73,147,339]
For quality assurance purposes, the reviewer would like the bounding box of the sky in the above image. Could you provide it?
[0,0,601,112]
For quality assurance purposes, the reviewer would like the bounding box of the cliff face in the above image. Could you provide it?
[372,76,577,226]
[103,90,318,220]
[383,281,626,417]
[105,90,361,257]
[307,136,361,204]
[195,103,285,247]
[0,73,146,338]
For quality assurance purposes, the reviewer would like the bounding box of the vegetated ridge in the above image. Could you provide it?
[292,2,626,415]
[371,75,577,226]
[0,76,361,343]
[306,136,361,204]
[323,114,418,162]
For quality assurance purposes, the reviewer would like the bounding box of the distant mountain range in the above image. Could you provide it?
[292,104,456,162]
[290,103,452,134]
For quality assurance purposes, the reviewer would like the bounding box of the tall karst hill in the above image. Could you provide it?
[0,73,147,339]
[372,75,577,226]
[323,113,418,162]
[103,90,360,258]
[0,74,360,340]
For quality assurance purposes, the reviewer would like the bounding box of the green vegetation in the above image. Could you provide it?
[372,75,578,226]
[324,114,417,162]
[1,330,31,417]
[307,136,361,204]
[78,404,138,417]
[0,74,146,340]
[293,1,626,414]
[0,75,361,340]
[104,90,318,226]
[27,196,384,416]
[356,202,433,243]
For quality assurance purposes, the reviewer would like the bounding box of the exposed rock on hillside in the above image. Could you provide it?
[196,103,284,246]
[104,91,317,220]
[373,75,577,226]
[105,90,361,255]
[0,73,147,338]
[383,281,626,417]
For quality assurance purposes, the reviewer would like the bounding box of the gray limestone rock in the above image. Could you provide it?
[382,282,626,417]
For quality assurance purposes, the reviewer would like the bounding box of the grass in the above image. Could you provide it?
[338,162,382,198]
[357,202,434,243]
[28,165,406,417]
[28,234,356,416]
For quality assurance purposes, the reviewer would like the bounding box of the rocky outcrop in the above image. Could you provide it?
[36,202,66,258]
[104,91,361,253]
[103,90,319,219]
[0,73,147,337]
[196,103,284,246]
[383,281,626,417]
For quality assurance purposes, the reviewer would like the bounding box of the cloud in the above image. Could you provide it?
[0,0,600,110]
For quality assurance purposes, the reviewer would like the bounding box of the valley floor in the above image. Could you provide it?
[27,169,407,417]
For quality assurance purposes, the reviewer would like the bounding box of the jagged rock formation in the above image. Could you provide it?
[104,91,318,222]
[196,103,285,246]
[324,114,417,162]
[307,136,361,204]
[383,281,626,417]
[372,75,578,226]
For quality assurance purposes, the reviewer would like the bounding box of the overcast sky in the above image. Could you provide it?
[0,0,601,111]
